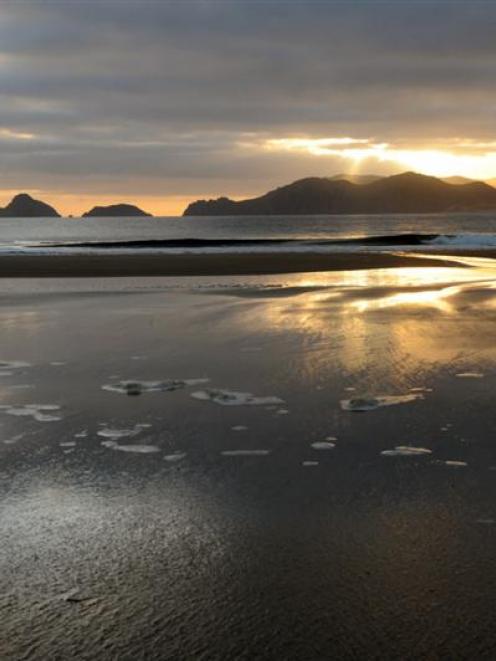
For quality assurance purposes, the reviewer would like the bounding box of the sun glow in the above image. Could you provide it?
[262,137,496,180]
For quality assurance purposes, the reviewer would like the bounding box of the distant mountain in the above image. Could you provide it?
[442,176,476,185]
[82,203,152,218]
[0,193,60,218]
[184,172,496,216]
[329,173,383,185]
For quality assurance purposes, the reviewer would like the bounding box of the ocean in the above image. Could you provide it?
[2,211,496,255]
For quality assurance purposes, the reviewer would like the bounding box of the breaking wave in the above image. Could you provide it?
[3,232,496,255]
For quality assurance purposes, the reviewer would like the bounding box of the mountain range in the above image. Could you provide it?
[184,172,496,216]
[2,173,496,217]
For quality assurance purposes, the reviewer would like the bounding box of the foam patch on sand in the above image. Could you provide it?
[381,446,432,457]
[3,433,25,445]
[0,360,31,370]
[0,404,62,422]
[101,440,160,453]
[231,425,248,431]
[221,449,271,456]
[60,441,76,448]
[341,394,423,412]
[192,389,284,407]
[443,460,468,467]
[163,452,186,462]
[97,423,150,440]
[302,461,319,466]
[74,430,88,438]
[311,441,336,450]
[102,378,209,396]
[455,372,484,379]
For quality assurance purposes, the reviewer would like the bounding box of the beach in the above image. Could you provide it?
[0,248,491,277]
[2,258,496,659]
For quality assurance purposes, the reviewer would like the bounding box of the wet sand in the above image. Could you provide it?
[0,249,486,277]
[2,264,496,659]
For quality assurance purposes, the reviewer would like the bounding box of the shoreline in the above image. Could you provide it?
[0,250,491,278]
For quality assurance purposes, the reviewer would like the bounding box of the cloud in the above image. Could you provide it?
[0,0,495,212]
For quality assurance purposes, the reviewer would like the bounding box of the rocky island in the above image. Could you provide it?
[82,204,152,218]
[0,193,60,218]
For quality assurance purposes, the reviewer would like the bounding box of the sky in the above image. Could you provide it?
[1,0,496,216]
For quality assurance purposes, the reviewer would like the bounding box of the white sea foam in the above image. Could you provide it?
[381,446,432,457]
[443,460,467,467]
[192,389,284,407]
[0,360,31,370]
[302,461,319,467]
[221,449,271,456]
[3,433,25,445]
[60,441,76,448]
[231,425,248,431]
[0,404,62,422]
[74,430,88,438]
[311,441,336,450]
[455,372,484,379]
[341,393,423,412]
[163,452,186,462]
[97,423,150,440]
[102,441,160,453]
[102,378,209,396]
[427,233,496,247]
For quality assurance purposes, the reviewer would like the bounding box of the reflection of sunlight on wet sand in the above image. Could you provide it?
[351,284,463,313]
[240,264,496,384]
[0,310,43,331]
[292,263,496,290]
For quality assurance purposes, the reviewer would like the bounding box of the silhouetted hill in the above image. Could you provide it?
[184,172,496,216]
[329,173,382,185]
[442,176,476,185]
[0,193,60,218]
[82,203,152,218]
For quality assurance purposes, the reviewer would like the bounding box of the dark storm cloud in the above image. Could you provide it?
[0,0,496,199]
